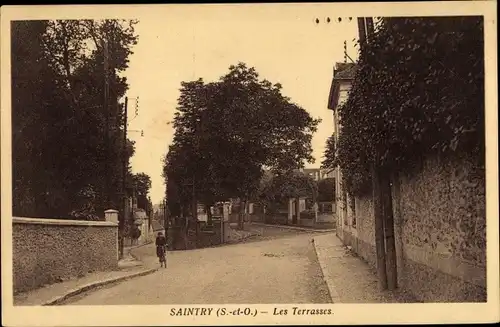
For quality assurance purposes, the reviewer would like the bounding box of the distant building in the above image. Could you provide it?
[299,168,335,181]
[301,168,321,181]
[326,62,357,229]
[133,208,149,244]
[150,219,165,238]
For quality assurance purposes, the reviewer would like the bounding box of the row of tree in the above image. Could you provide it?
[12,19,152,220]
[163,63,321,228]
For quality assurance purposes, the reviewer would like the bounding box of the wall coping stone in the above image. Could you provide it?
[13,216,118,227]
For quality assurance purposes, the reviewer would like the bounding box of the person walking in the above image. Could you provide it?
[155,232,167,268]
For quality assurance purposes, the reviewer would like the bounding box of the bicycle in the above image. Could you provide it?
[157,245,167,268]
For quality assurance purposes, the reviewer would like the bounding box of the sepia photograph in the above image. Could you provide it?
[1,2,498,326]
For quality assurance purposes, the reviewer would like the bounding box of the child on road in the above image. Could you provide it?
[155,232,167,268]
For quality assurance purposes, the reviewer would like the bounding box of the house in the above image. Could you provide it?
[326,61,486,302]
[301,168,321,181]
[150,219,165,239]
[300,168,335,181]
[326,62,357,235]
[133,208,149,244]
[197,203,208,222]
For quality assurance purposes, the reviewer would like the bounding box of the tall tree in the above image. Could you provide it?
[321,135,337,170]
[11,20,55,217]
[317,178,335,202]
[11,19,139,219]
[164,63,320,229]
[259,171,318,213]
[132,172,152,211]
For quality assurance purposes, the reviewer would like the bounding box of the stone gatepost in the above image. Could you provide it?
[313,202,319,224]
[105,209,119,261]
[221,203,230,243]
[105,209,119,224]
[295,197,301,224]
[222,203,229,222]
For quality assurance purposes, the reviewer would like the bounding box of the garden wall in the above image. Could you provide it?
[339,154,486,302]
[13,217,118,294]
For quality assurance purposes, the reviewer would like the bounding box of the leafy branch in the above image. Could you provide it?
[326,17,484,197]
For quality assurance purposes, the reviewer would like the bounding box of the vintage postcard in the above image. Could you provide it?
[1,2,498,326]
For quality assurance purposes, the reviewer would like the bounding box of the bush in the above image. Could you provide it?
[69,209,101,221]
[131,226,141,240]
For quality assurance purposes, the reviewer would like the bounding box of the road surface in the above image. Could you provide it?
[63,226,331,305]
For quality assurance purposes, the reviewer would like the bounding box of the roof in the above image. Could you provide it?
[322,168,335,174]
[302,168,321,174]
[151,220,164,232]
[333,62,357,79]
[327,62,358,110]
[133,209,148,220]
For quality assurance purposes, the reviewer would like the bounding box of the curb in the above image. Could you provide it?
[250,222,336,233]
[43,268,158,306]
[312,236,341,304]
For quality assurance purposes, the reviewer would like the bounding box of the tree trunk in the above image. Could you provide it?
[294,197,300,225]
[372,162,388,290]
[238,199,246,230]
[205,204,213,225]
[381,167,397,290]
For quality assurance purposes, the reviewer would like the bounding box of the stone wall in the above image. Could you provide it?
[13,217,118,294]
[349,195,377,269]
[339,154,486,302]
[197,221,226,248]
[394,154,486,302]
[317,213,335,223]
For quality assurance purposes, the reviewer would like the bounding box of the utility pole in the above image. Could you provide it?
[381,166,397,290]
[372,157,387,290]
[119,96,128,259]
[357,16,397,290]
[192,174,197,242]
[357,16,389,290]
[344,41,348,63]
[167,198,169,238]
[103,39,111,209]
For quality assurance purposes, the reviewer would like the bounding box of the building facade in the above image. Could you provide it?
[327,62,357,237]
[325,62,486,302]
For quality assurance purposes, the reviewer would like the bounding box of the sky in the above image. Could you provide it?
[124,6,359,205]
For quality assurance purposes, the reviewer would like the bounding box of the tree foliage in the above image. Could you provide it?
[317,177,335,202]
[325,17,484,197]
[124,219,141,240]
[11,19,139,219]
[164,63,320,215]
[132,172,152,213]
[321,135,337,170]
[258,171,318,212]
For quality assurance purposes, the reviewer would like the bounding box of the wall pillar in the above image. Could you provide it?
[288,198,294,224]
[222,203,230,243]
[105,209,119,224]
[105,209,119,260]
[296,198,301,219]
[222,203,229,222]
